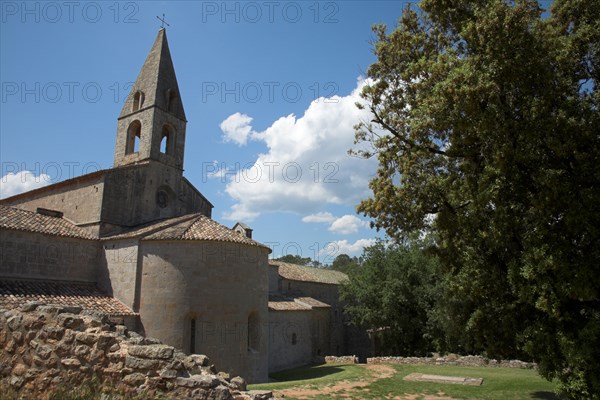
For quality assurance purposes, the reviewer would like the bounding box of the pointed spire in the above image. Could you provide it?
[119,29,186,121]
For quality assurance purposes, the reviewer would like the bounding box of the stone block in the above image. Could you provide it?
[21,302,44,312]
[230,376,247,391]
[122,372,147,386]
[96,333,116,351]
[128,344,174,359]
[159,368,178,379]
[35,344,53,360]
[75,332,99,345]
[183,354,210,374]
[61,358,81,368]
[74,344,90,358]
[124,356,159,370]
[56,314,83,330]
[214,384,235,400]
[41,325,65,340]
[7,315,23,331]
[176,374,219,389]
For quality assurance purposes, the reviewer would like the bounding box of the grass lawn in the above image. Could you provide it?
[249,363,560,400]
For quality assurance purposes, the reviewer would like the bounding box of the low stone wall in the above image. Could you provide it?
[367,355,536,369]
[323,355,359,364]
[0,303,273,399]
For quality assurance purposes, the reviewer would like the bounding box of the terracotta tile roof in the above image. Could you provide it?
[0,279,137,316]
[268,294,331,311]
[295,297,331,308]
[0,205,96,240]
[268,294,312,311]
[270,261,348,285]
[107,213,270,250]
[102,214,199,240]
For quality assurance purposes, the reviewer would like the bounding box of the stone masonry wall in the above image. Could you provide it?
[322,355,359,364]
[0,230,98,283]
[367,355,536,369]
[0,303,273,400]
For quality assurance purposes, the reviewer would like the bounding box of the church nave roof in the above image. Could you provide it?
[0,205,96,240]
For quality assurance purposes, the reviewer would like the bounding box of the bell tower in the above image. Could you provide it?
[114,28,187,170]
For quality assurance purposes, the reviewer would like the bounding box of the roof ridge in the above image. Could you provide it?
[102,213,201,241]
[179,214,206,238]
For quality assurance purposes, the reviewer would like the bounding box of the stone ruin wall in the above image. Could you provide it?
[320,355,536,369]
[367,355,536,368]
[0,303,273,400]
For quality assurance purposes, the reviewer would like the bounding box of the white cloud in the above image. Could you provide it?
[221,77,378,221]
[0,171,50,199]
[320,238,377,257]
[328,214,369,235]
[219,112,255,146]
[302,212,336,224]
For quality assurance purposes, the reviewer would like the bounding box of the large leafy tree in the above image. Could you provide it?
[341,239,442,356]
[354,0,599,397]
[331,254,362,274]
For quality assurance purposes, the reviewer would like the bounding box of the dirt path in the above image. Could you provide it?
[274,364,396,399]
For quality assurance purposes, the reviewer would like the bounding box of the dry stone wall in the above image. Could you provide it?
[367,355,536,369]
[322,355,359,364]
[0,303,273,400]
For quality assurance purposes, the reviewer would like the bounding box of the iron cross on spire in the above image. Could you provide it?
[157,13,170,29]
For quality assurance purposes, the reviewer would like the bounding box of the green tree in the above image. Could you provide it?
[353,0,599,398]
[341,239,442,356]
[331,254,361,274]
[275,254,313,266]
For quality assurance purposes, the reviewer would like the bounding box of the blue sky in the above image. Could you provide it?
[0,1,410,262]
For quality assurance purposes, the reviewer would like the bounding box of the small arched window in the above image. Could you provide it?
[190,318,196,354]
[160,124,174,155]
[125,120,141,154]
[166,89,177,112]
[291,333,297,345]
[248,312,259,352]
[133,91,145,111]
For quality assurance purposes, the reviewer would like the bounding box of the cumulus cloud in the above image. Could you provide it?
[302,212,369,235]
[321,238,377,257]
[0,171,50,199]
[328,214,369,235]
[302,212,336,223]
[220,78,378,221]
[219,112,255,146]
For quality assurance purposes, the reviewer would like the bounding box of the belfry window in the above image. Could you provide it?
[166,89,177,113]
[133,91,145,111]
[125,120,141,154]
[160,125,174,155]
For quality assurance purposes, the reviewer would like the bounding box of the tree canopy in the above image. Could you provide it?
[275,255,313,266]
[341,239,442,356]
[353,0,599,398]
[331,254,362,274]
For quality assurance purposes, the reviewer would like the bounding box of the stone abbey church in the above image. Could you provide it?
[0,29,366,383]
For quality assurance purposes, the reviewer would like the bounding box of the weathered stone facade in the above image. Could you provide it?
[0,28,365,390]
[266,262,361,372]
[0,28,270,383]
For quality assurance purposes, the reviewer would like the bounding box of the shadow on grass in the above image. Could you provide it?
[530,391,560,400]
[270,364,346,383]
